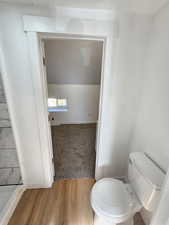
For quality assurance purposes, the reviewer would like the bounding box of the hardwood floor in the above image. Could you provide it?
[8,179,95,225]
[8,178,145,225]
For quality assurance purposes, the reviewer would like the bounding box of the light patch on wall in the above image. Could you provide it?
[48,98,68,112]
[48,98,57,107]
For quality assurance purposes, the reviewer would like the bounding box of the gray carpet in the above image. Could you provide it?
[51,124,96,180]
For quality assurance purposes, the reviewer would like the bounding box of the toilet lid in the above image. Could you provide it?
[91,178,132,219]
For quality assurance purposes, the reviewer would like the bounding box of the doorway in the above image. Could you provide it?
[41,36,104,180]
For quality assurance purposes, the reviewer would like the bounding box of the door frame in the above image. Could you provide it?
[24,13,115,187]
[39,32,106,177]
[27,31,107,186]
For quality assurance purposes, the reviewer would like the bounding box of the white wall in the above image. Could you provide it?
[129,5,169,224]
[0,4,56,187]
[100,13,152,177]
[0,4,117,186]
[48,84,100,125]
[0,3,153,187]
[130,5,169,173]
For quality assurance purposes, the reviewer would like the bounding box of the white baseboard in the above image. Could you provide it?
[26,183,52,189]
[51,121,98,126]
[0,185,25,225]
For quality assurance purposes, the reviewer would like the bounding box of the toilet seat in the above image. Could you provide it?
[91,178,140,224]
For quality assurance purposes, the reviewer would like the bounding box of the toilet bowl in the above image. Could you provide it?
[91,178,141,225]
[91,152,165,225]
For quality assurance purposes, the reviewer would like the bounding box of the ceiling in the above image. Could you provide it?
[0,0,169,14]
[45,39,103,85]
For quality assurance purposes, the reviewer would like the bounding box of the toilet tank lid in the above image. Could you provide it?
[129,152,165,190]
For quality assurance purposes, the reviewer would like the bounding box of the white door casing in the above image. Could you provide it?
[24,13,117,187]
[40,39,55,177]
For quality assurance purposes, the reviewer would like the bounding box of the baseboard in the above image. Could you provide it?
[0,185,25,225]
[26,183,52,189]
[51,121,98,126]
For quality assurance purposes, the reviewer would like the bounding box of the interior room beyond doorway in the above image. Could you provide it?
[44,38,103,180]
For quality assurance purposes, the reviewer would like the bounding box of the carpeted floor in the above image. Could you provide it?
[51,124,96,180]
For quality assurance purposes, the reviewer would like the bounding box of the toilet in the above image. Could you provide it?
[91,152,165,225]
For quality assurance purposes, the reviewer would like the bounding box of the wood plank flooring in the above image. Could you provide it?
[8,179,95,225]
[8,178,145,225]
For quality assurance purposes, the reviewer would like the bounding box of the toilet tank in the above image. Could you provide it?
[128,152,165,211]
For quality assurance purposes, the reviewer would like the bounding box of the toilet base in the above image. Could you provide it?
[94,214,115,225]
[93,214,134,225]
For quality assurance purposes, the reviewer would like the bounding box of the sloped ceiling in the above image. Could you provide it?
[45,39,103,85]
[0,0,168,14]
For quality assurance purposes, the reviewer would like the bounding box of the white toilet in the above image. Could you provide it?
[91,152,165,225]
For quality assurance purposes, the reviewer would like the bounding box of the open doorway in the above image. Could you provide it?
[41,37,103,181]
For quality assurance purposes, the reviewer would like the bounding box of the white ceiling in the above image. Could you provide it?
[45,39,103,85]
[0,0,169,14]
